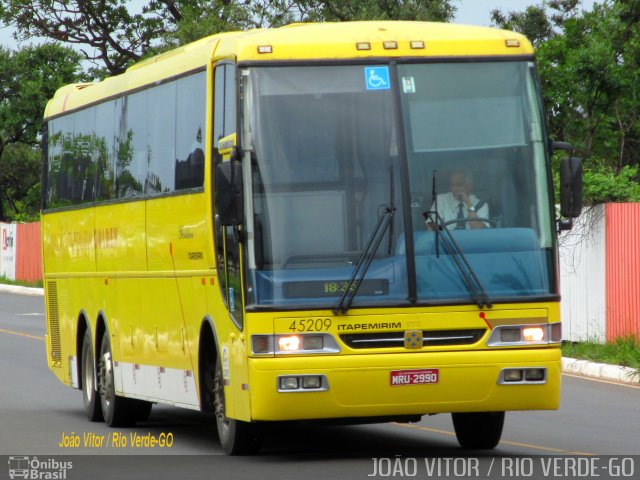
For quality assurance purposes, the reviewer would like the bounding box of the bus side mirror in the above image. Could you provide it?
[215,161,244,226]
[559,156,583,218]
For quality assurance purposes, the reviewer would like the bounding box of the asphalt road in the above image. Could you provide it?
[1,292,639,480]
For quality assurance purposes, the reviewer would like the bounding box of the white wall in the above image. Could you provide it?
[558,205,606,342]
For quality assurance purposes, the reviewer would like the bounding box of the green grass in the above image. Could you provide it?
[562,336,640,373]
[0,276,43,289]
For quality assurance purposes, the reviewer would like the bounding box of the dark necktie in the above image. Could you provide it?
[456,202,465,230]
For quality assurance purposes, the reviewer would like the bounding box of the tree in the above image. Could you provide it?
[0,1,458,75]
[493,1,640,204]
[0,44,85,220]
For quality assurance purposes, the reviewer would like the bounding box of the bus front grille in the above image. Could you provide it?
[340,329,486,349]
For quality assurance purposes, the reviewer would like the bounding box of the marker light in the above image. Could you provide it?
[356,42,371,50]
[257,45,273,54]
[278,335,300,352]
[523,327,545,342]
[505,39,521,48]
[410,41,425,49]
[383,41,398,49]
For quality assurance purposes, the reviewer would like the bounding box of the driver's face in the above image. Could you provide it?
[450,173,470,200]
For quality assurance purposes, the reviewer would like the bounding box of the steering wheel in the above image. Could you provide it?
[440,217,494,229]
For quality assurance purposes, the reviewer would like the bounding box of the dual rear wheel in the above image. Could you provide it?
[81,330,153,427]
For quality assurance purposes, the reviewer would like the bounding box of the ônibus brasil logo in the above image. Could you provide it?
[8,456,72,479]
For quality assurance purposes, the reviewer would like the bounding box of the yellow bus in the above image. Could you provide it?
[42,21,582,454]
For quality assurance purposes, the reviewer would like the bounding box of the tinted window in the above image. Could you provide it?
[175,71,206,189]
[147,82,176,194]
[45,70,206,208]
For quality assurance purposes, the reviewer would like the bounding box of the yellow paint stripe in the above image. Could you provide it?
[394,422,596,455]
[563,372,640,389]
[0,328,45,341]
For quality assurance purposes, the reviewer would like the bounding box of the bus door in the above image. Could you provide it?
[212,61,251,421]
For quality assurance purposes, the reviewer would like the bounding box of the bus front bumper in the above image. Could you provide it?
[247,348,561,421]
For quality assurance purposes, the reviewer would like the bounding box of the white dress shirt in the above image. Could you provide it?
[428,192,489,229]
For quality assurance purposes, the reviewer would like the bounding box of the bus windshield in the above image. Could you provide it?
[242,61,555,309]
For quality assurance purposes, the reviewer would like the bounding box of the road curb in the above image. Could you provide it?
[0,284,44,296]
[562,357,640,385]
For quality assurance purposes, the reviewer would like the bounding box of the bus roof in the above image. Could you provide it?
[44,21,533,119]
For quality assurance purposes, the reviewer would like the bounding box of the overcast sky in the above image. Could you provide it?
[0,1,601,49]
[454,0,598,26]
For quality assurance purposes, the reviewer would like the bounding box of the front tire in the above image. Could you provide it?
[81,330,103,422]
[452,412,505,450]
[213,355,261,455]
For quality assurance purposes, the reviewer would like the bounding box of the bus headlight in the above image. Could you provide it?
[487,323,560,347]
[251,333,340,355]
[278,335,300,351]
[523,327,545,342]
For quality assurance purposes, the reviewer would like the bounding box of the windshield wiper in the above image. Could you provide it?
[423,171,492,309]
[333,206,396,315]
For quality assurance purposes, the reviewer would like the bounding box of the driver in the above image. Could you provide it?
[427,169,489,230]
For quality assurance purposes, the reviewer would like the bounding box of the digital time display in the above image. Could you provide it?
[283,279,389,298]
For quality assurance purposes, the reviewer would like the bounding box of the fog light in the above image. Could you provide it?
[279,377,299,390]
[525,368,545,381]
[302,376,322,389]
[523,327,545,342]
[302,335,323,350]
[252,335,271,354]
[278,335,300,352]
[504,369,523,382]
[500,328,521,343]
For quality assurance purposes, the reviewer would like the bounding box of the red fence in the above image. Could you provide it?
[605,204,640,341]
[15,222,42,283]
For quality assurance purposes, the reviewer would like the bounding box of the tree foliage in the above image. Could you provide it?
[0,1,457,75]
[493,0,640,204]
[0,44,84,220]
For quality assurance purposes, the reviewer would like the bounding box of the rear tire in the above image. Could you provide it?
[213,355,261,455]
[97,333,137,427]
[81,330,103,422]
[452,411,505,450]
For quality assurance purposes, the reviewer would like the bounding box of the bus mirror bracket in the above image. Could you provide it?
[216,160,244,227]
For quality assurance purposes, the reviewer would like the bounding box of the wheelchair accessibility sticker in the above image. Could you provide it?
[364,66,390,90]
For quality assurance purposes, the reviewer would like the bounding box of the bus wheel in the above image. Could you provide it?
[81,330,103,422]
[213,356,261,455]
[97,334,137,427]
[452,412,505,450]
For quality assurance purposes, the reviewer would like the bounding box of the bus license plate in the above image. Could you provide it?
[390,369,439,386]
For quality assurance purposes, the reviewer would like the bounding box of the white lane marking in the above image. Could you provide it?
[15,313,45,316]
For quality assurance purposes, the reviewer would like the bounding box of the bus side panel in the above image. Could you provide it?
[42,208,96,386]
[95,202,146,273]
[145,193,212,271]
